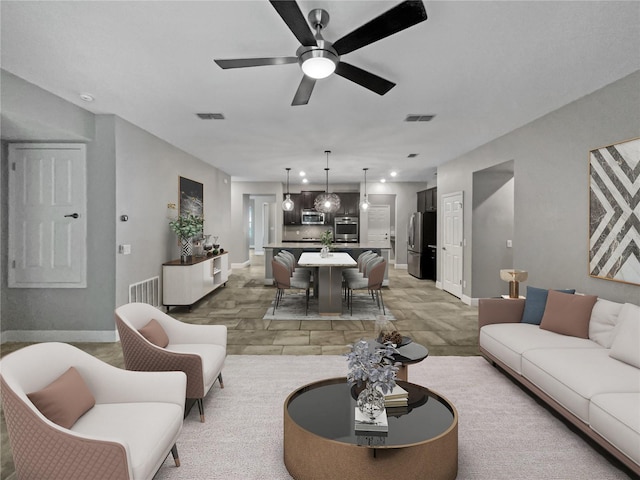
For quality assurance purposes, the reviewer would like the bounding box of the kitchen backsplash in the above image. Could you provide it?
[283,225,334,241]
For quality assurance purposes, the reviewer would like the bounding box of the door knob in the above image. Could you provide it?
[64,213,79,219]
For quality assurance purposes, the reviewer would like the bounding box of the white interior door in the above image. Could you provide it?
[254,202,269,255]
[368,205,390,242]
[8,143,87,287]
[442,192,463,298]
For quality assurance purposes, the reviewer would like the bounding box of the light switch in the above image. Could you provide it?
[506,240,513,248]
[119,244,131,255]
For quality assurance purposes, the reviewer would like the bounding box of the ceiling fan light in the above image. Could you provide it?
[300,50,337,79]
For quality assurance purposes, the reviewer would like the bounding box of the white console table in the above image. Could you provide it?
[162,252,229,311]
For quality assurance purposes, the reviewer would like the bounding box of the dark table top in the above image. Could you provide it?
[285,378,455,449]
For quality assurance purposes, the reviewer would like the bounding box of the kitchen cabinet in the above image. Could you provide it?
[417,187,437,212]
[162,252,229,310]
[301,191,324,210]
[335,192,360,216]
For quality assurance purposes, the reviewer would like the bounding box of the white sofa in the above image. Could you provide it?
[478,295,640,476]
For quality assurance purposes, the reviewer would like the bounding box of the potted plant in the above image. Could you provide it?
[169,213,204,262]
[320,230,333,258]
[345,340,398,420]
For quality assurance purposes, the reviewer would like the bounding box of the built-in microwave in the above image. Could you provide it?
[301,209,325,225]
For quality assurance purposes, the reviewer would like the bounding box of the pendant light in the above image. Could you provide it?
[360,168,370,211]
[314,150,341,213]
[282,168,294,212]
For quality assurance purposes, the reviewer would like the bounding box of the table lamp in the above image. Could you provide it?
[500,269,528,298]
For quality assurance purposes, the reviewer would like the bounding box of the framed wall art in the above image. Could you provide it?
[179,176,203,217]
[588,137,639,285]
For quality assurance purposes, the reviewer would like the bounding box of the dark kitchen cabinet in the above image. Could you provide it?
[417,188,437,212]
[336,192,360,216]
[301,191,324,210]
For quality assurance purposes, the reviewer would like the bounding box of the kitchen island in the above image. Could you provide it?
[264,242,392,286]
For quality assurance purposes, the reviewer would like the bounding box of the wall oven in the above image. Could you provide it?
[301,209,325,225]
[334,216,359,242]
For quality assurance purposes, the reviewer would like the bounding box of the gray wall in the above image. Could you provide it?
[113,116,231,307]
[1,72,117,339]
[472,162,514,298]
[438,70,640,303]
[1,71,231,340]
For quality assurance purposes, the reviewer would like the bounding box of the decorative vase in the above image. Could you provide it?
[180,237,193,263]
[356,384,385,421]
[320,245,330,258]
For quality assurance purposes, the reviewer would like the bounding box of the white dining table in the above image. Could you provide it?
[298,252,357,314]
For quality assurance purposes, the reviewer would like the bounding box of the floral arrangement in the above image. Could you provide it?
[169,213,204,239]
[320,230,333,248]
[345,339,399,394]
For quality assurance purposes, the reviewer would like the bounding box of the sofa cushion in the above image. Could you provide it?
[521,348,640,422]
[521,286,575,325]
[479,323,599,374]
[609,305,640,368]
[589,298,624,348]
[72,402,183,480]
[166,344,226,393]
[138,319,169,348]
[589,393,640,467]
[539,290,598,338]
[27,367,95,429]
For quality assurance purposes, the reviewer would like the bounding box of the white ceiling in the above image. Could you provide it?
[1,1,639,184]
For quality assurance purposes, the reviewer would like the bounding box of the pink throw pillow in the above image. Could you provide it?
[540,290,598,338]
[27,367,95,429]
[138,318,169,347]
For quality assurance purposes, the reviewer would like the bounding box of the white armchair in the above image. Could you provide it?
[0,342,186,480]
[115,302,227,422]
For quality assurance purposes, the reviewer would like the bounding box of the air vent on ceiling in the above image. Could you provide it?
[405,114,435,122]
[407,153,418,158]
[196,113,225,120]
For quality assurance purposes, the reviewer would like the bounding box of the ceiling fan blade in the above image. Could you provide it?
[335,62,395,96]
[214,57,298,69]
[332,1,427,56]
[292,76,316,106]
[269,0,317,47]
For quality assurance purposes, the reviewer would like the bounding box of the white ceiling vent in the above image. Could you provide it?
[405,114,435,122]
[196,113,225,120]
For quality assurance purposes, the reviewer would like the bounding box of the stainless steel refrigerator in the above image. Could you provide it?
[407,211,437,279]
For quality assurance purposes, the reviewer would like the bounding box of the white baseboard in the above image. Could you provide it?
[435,281,443,289]
[1,330,118,343]
[461,295,474,306]
[395,263,408,269]
[231,260,251,269]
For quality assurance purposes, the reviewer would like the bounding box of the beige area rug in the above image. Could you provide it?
[262,293,395,321]
[155,356,632,480]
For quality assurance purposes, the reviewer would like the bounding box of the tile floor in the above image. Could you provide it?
[0,254,479,479]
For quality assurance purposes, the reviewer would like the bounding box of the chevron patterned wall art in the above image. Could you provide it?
[589,137,640,285]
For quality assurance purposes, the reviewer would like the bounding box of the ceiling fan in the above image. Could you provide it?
[214,0,428,106]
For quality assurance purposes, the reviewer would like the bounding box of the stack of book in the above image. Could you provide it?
[354,408,388,433]
[384,384,409,408]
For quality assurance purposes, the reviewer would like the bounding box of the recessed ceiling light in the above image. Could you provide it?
[299,171,306,177]
[302,178,309,184]
[79,93,94,102]
[380,178,386,183]
[390,171,397,177]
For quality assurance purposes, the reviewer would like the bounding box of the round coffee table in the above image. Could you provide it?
[283,378,458,480]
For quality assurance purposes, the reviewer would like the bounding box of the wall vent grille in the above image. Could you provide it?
[196,113,225,120]
[405,114,435,122]
[128,276,160,307]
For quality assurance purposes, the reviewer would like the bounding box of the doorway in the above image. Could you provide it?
[441,191,463,298]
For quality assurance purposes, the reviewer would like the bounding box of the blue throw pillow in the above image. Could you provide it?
[521,286,576,325]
